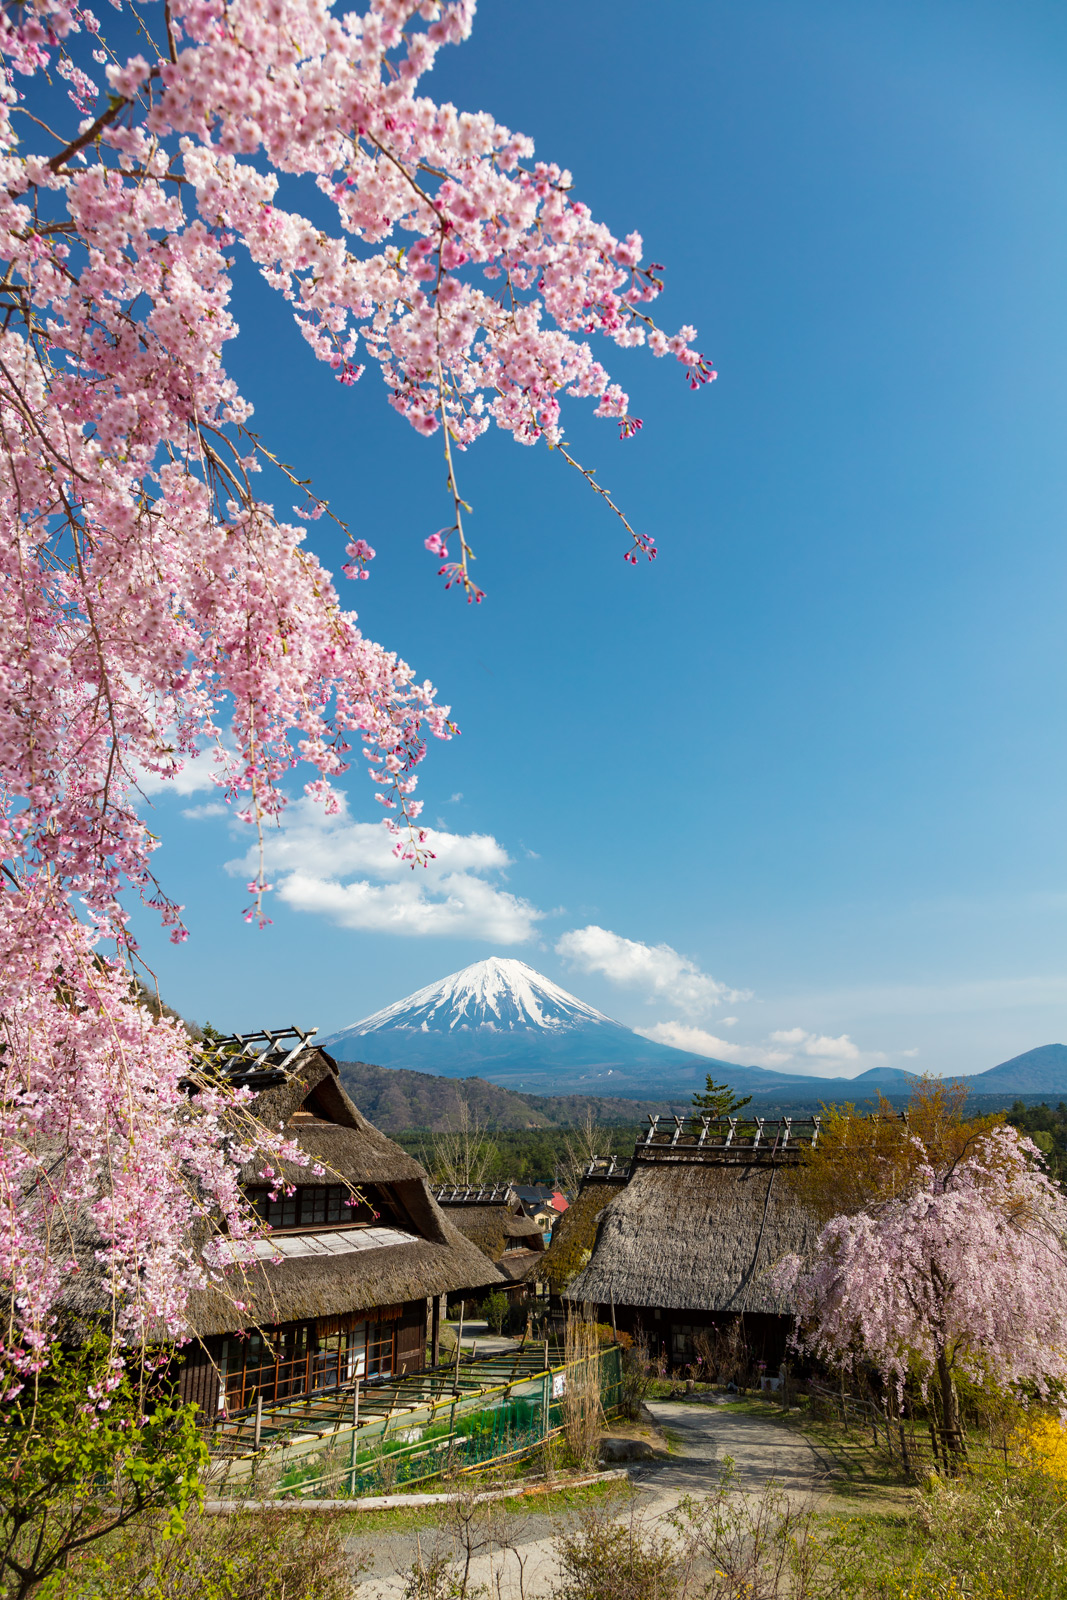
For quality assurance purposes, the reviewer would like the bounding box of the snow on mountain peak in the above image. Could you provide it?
[331,956,618,1039]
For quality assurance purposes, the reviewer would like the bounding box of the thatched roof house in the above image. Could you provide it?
[432,1184,545,1291]
[63,1028,501,1416]
[565,1116,821,1370]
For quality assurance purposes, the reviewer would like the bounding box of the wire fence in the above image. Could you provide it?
[208,1345,624,1499]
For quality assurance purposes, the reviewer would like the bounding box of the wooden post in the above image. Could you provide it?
[348,1380,361,1495]
[899,1422,911,1475]
[431,1295,441,1369]
[609,1295,618,1342]
[454,1301,464,1395]
[253,1392,263,1450]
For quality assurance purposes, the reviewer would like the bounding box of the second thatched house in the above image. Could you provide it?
[431,1184,546,1302]
[564,1117,820,1371]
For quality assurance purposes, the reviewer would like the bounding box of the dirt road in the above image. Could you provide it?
[352,1399,830,1598]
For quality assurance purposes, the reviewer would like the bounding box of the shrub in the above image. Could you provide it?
[619,1331,655,1422]
[483,1292,509,1336]
[551,1500,679,1600]
[810,1464,1067,1600]
[35,1508,361,1600]
[0,1336,206,1600]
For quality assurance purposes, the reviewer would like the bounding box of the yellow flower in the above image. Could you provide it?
[1016,1413,1067,1482]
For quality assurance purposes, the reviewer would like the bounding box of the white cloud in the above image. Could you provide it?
[182,801,228,820]
[902,1047,920,1058]
[638,1019,883,1074]
[225,795,542,943]
[769,1027,860,1061]
[720,1017,739,1028]
[555,925,748,1016]
[636,1021,792,1067]
[136,747,225,797]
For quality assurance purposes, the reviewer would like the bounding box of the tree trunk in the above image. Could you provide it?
[937,1350,962,1458]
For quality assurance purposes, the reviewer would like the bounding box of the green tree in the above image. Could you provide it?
[0,1334,206,1600]
[691,1077,752,1119]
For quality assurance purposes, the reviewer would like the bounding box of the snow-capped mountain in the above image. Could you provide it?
[317,957,1067,1102]
[344,958,614,1035]
[318,957,714,1094]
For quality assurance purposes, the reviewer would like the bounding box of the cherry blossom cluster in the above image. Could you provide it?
[0,0,704,1374]
[778,1124,1067,1405]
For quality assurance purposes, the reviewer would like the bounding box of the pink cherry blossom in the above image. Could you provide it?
[778,1124,1067,1413]
[0,0,706,1377]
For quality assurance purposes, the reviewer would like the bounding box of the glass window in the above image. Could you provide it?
[243,1185,362,1230]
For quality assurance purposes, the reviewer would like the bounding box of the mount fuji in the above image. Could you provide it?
[318,957,717,1094]
[317,957,1067,1102]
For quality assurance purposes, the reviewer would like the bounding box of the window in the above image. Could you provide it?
[220,1314,399,1412]
[244,1184,381,1230]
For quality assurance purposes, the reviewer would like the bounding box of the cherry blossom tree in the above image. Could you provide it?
[0,0,710,1380]
[779,1123,1067,1444]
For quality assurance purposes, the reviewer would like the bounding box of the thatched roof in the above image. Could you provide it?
[54,1040,501,1340]
[540,1179,624,1296]
[435,1196,547,1267]
[564,1160,817,1315]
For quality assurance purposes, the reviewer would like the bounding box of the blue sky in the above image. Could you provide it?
[136,0,1067,1079]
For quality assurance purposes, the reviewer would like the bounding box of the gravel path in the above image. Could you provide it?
[352,1400,830,1598]
[634,1398,826,1496]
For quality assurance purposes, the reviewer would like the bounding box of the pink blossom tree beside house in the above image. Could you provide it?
[779,1123,1067,1443]
[0,0,710,1380]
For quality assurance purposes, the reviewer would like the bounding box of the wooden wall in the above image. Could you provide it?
[176,1338,222,1414]
[396,1299,427,1376]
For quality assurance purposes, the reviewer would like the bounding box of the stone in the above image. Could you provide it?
[598,1436,655,1463]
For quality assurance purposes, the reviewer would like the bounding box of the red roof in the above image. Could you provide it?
[549,1191,569,1212]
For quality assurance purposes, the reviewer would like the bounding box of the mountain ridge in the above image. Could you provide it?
[319,958,1067,1099]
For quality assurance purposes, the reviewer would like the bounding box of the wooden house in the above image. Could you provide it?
[431,1183,546,1300]
[563,1117,821,1371]
[130,1028,499,1416]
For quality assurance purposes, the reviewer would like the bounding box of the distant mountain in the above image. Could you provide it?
[319,957,1067,1102]
[320,957,724,1095]
[968,1044,1067,1093]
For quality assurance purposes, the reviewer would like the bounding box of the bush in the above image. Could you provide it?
[483,1291,509,1336]
[0,1336,206,1600]
[36,1508,361,1600]
[619,1331,655,1421]
[551,1500,679,1600]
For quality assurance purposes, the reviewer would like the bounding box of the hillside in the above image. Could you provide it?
[969,1044,1067,1092]
[334,1058,693,1133]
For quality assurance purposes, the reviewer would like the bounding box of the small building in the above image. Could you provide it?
[513,1184,569,1240]
[564,1117,820,1372]
[168,1029,502,1415]
[431,1183,546,1299]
